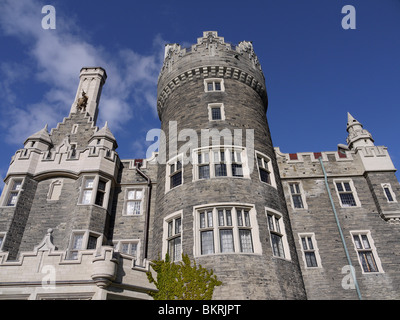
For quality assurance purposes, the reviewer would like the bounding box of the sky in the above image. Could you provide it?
[0,0,399,190]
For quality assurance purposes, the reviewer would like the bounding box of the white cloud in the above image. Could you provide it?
[0,0,164,145]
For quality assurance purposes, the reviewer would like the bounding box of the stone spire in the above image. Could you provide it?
[70,67,107,125]
[346,112,374,150]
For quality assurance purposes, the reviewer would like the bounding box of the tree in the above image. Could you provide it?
[146,253,222,300]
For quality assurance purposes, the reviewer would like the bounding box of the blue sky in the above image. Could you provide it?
[0,0,399,189]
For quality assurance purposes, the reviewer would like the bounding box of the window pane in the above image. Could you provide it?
[7,192,18,206]
[215,164,227,176]
[95,190,104,206]
[82,190,92,204]
[384,187,394,202]
[85,178,94,189]
[293,195,304,208]
[307,237,314,250]
[98,180,106,191]
[12,180,22,191]
[361,235,370,249]
[267,215,274,231]
[239,229,253,253]
[344,182,352,192]
[336,183,344,192]
[260,168,270,183]
[175,218,181,234]
[168,221,173,237]
[220,229,234,253]
[211,107,221,120]
[237,210,243,226]
[340,193,356,206]
[72,234,83,250]
[207,211,213,227]
[271,233,284,258]
[226,210,232,226]
[199,165,210,179]
[232,164,243,177]
[244,211,250,227]
[207,83,213,91]
[201,231,214,255]
[169,237,181,262]
[200,212,206,228]
[218,210,225,226]
[87,235,97,249]
[170,171,182,188]
[301,237,308,250]
[353,235,362,249]
[305,252,318,267]
[127,190,135,200]
[215,82,221,91]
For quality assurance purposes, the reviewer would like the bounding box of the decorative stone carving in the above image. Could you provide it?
[76,90,88,111]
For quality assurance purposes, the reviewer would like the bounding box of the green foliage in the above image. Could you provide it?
[146,253,222,300]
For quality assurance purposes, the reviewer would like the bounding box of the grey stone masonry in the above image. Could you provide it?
[276,147,400,299]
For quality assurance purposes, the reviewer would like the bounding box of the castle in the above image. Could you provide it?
[0,31,399,300]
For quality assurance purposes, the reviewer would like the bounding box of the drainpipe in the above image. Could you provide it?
[136,162,152,260]
[319,157,362,300]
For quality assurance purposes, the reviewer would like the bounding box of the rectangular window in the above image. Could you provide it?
[335,181,359,207]
[197,206,257,256]
[166,216,182,261]
[351,232,382,273]
[67,231,101,260]
[382,183,396,202]
[167,156,183,191]
[214,150,227,177]
[256,152,275,187]
[300,234,319,268]
[289,182,305,209]
[211,107,221,120]
[204,78,224,92]
[81,177,94,204]
[5,179,23,207]
[125,189,143,215]
[95,179,106,206]
[267,211,289,259]
[194,147,248,180]
[208,103,225,121]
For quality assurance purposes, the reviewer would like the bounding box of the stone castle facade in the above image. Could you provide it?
[0,31,399,300]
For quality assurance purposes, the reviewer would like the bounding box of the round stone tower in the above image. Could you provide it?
[153,31,306,299]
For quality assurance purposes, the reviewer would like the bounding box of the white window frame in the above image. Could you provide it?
[255,151,277,188]
[1,177,24,207]
[193,146,250,181]
[204,78,225,92]
[333,179,361,208]
[78,175,111,209]
[113,239,140,259]
[0,232,7,251]
[350,230,383,274]
[66,230,103,260]
[381,183,397,203]
[193,203,261,257]
[123,187,145,216]
[166,154,184,192]
[266,208,291,261]
[298,233,322,269]
[287,181,308,210]
[208,103,226,121]
[162,211,183,261]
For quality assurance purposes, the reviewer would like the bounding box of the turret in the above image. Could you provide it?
[346,112,374,150]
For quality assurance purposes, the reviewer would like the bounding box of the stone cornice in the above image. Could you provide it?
[157,65,268,118]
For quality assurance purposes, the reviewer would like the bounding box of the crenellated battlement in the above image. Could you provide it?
[275,144,396,179]
[157,31,267,119]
